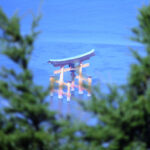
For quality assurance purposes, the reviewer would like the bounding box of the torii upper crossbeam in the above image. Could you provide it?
[48,49,95,67]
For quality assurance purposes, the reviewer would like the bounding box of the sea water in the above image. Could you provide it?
[0,0,147,116]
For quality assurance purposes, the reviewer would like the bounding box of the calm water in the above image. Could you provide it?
[0,0,147,114]
[0,0,147,85]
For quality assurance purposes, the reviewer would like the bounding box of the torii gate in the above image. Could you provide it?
[48,49,95,101]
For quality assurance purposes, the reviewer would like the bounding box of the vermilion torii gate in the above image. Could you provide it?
[48,49,95,101]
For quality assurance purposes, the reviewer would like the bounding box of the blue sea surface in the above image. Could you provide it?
[0,0,147,84]
[0,0,147,115]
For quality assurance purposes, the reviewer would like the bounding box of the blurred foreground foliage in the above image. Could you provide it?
[0,8,83,150]
[1,3,150,150]
[78,4,150,150]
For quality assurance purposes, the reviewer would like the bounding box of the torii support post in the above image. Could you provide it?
[78,63,83,94]
[87,76,92,96]
[70,64,75,91]
[50,76,55,96]
[71,80,75,91]
[58,66,64,99]
[67,82,71,101]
